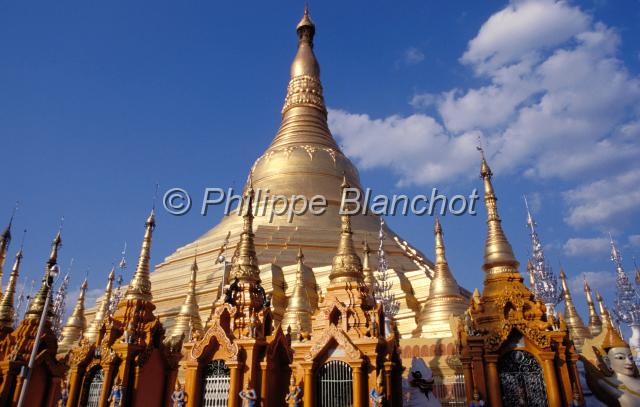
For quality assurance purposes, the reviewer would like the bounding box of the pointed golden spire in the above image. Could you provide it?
[58,278,88,353]
[25,229,62,321]
[416,218,467,336]
[269,4,336,151]
[362,240,376,293]
[430,218,463,298]
[124,210,155,301]
[329,176,363,283]
[583,278,603,336]
[527,260,536,291]
[231,183,260,282]
[0,248,23,331]
[170,254,203,340]
[0,215,13,295]
[559,269,591,345]
[282,247,313,337]
[479,154,519,274]
[595,290,613,328]
[84,267,115,343]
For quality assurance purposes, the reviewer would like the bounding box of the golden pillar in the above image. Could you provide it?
[461,355,475,403]
[484,354,502,407]
[470,347,487,400]
[383,360,393,405]
[228,362,241,407]
[303,364,313,407]
[260,361,268,407]
[539,352,562,407]
[184,362,201,407]
[66,367,83,407]
[352,364,364,407]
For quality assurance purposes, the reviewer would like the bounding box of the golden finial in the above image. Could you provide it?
[595,290,613,328]
[477,150,519,274]
[124,209,155,301]
[559,269,591,345]
[527,259,536,290]
[84,266,115,343]
[25,228,62,321]
[231,184,260,281]
[329,180,363,283]
[296,3,315,39]
[170,250,203,340]
[0,204,17,292]
[58,277,89,353]
[415,218,467,335]
[0,231,25,331]
[430,217,461,297]
[281,247,313,337]
[362,239,376,293]
[583,277,603,336]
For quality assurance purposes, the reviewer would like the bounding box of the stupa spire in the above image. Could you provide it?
[84,266,115,343]
[0,246,23,332]
[329,176,363,283]
[231,182,260,282]
[58,278,88,353]
[415,218,467,336]
[170,253,203,340]
[0,210,14,294]
[596,290,613,328]
[479,152,519,274]
[269,5,337,151]
[362,240,376,293]
[281,247,313,338]
[25,229,62,321]
[124,210,155,301]
[559,269,591,346]
[583,277,603,336]
[430,217,462,298]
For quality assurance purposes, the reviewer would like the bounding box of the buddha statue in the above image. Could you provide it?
[584,323,640,406]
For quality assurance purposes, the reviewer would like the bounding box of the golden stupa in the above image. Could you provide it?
[85,10,470,386]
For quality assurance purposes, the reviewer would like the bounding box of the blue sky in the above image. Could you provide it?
[1,0,639,329]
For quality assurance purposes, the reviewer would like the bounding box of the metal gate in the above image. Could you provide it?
[82,368,104,407]
[433,374,467,407]
[499,350,548,407]
[202,359,231,407]
[316,360,353,407]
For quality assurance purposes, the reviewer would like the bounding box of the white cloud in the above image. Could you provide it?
[462,0,590,74]
[403,47,425,65]
[329,0,640,231]
[328,109,479,186]
[563,237,610,257]
[563,169,640,228]
[628,235,640,248]
[568,270,616,296]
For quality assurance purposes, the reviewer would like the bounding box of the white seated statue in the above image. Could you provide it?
[402,357,441,407]
[584,323,640,406]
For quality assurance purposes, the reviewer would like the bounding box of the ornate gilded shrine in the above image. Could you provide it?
[0,231,68,407]
[288,178,402,407]
[459,156,583,407]
[64,211,182,407]
[183,183,290,407]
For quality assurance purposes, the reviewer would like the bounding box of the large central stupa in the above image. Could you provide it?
[88,8,469,344]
